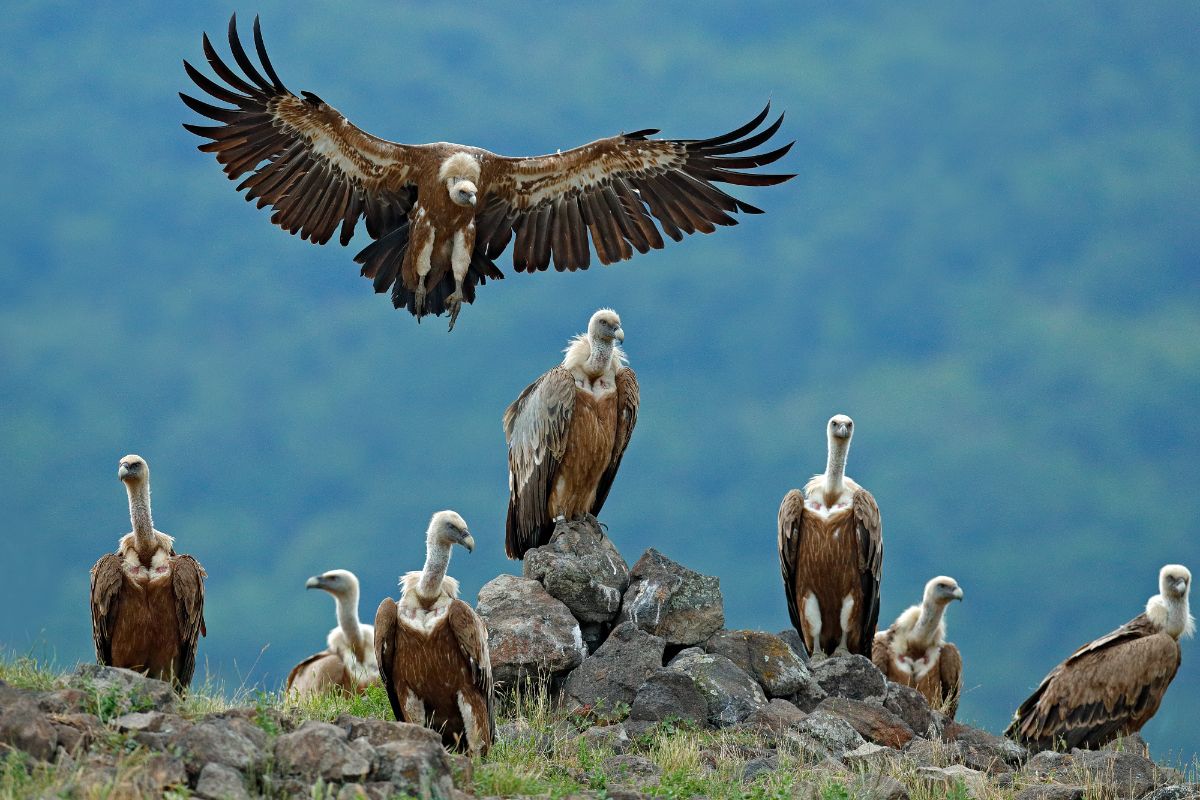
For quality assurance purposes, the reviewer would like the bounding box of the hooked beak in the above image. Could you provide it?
[305,576,323,590]
[461,533,476,553]
[1175,579,1188,595]
[952,586,964,601]
[118,464,131,480]
[834,423,850,439]
[615,327,624,343]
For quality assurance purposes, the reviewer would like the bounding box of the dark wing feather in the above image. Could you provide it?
[182,16,418,250]
[939,642,963,720]
[374,598,403,721]
[852,488,883,656]
[1005,614,1181,751]
[777,489,807,651]
[503,367,576,559]
[170,555,207,689]
[447,600,496,747]
[89,554,124,666]
[591,367,639,515]
[482,103,795,273]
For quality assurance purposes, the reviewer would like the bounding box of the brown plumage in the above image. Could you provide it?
[778,414,882,659]
[1006,565,1193,751]
[504,309,638,559]
[182,15,795,329]
[286,569,378,698]
[375,511,494,754]
[872,576,964,718]
[90,455,206,690]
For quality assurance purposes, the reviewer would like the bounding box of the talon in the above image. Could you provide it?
[414,283,427,315]
[445,290,464,332]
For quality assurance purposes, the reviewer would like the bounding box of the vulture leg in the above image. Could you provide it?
[414,281,428,318]
[444,283,464,332]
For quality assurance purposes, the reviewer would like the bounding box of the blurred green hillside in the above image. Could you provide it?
[1,1,1196,758]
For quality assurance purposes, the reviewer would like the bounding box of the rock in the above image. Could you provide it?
[1141,788,1200,800]
[851,772,911,800]
[274,720,371,783]
[741,754,779,782]
[790,677,830,712]
[1102,733,1149,757]
[741,698,808,737]
[371,730,456,799]
[1013,787,1086,800]
[132,753,190,795]
[776,628,811,662]
[169,717,266,777]
[495,718,554,755]
[113,710,170,733]
[336,783,403,800]
[944,721,1027,773]
[884,682,937,737]
[904,736,950,768]
[843,742,903,771]
[666,650,767,727]
[602,754,661,788]
[195,762,251,800]
[338,715,439,750]
[477,574,587,689]
[703,629,812,698]
[817,696,915,748]
[563,622,664,711]
[627,668,709,733]
[0,690,57,761]
[60,664,177,714]
[811,654,887,704]
[581,723,630,754]
[616,548,724,646]
[796,710,866,759]
[48,712,103,753]
[1063,749,1180,799]
[524,518,630,630]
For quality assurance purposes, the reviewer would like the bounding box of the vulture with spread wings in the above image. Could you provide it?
[182,15,795,329]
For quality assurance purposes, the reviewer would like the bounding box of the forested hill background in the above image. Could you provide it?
[1,0,1197,760]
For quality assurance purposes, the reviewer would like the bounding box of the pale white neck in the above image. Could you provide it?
[585,336,614,378]
[417,540,452,602]
[824,439,849,496]
[911,601,947,648]
[1165,596,1193,639]
[126,481,155,545]
[334,589,362,646]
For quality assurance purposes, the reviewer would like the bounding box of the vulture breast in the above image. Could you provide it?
[796,507,864,654]
[549,387,617,517]
[111,571,184,680]
[388,617,482,749]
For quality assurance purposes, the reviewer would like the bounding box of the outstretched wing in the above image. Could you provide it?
[373,598,403,721]
[852,488,883,655]
[504,367,577,559]
[89,554,124,666]
[170,555,207,689]
[447,600,496,746]
[777,489,807,644]
[591,367,639,515]
[181,15,419,250]
[1006,614,1180,750]
[478,104,794,272]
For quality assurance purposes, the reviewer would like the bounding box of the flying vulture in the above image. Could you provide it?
[1006,564,1193,751]
[181,15,795,330]
[89,455,207,689]
[778,414,883,660]
[872,576,964,718]
[504,308,638,559]
[286,569,378,698]
[374,511,494,754]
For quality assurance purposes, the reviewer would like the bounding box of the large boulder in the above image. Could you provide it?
[563,622,665,711]
[667,650,767,728]
[195,763,251,800]
[884,682,937,738]
[274,721,372,784]
[369,729,456,800]
[476,574,588,689]
[1021,749,1183,800]
[816,696,915,748]
[704,629,813,698]
[0,684,57,761]
[58,664,178,715]
[944,721,1027,773]
[627,668,710,735]
[523,518,631,649]
[616,549,724,646]
[795,710,866,759]
[168,716,267,777]
[811,654,888,704]
[777,628,811,663]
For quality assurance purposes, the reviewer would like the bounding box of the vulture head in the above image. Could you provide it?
[428,509,476,553]
[1148,564,1194,639]
[828,414,854,442]
[925,576,964,606]
[118,454,149,485]
[588,308,624,343]
[1160,564,1191,601]
[439,152,480,208]
[305,569,359,598]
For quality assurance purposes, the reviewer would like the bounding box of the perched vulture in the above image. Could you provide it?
[375,511,494,754]
[89,455,207,690]
[181,15,795,330]
[872,576,964,718]
[778,414,883,660]
[286,569,378,698]
[504,308,638,559]
[1006,564,1193,751]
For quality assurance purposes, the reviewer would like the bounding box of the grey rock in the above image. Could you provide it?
[195,762,251,800]
[1013,787,1086,800]
[581,723,630,754]
[60,663,177,714]
[564,622,664,711]
[169,717,266,776]
[372,732,456,799]
[904,736,950,768]
[666,646,704,666]
[49,712,104,754]
[1066,749,1181,798]
[1102,732,1149,757]
[628,668,709,730]
[338,715,440,750]
[790,675,830,712]
[776,628,811,662]
[496,718,554,755]
[667,650,767,727]
[885,682,937,738]
[0,689,58,761]
[817,696,915,748]
[1022,750,1071,776]
[741,698,808,737]
[113,710,169,733]
[602,754,661,787]
[811,654,887,704]
[944,721,1027,773]
[274,720,370,783]
[524,518,630,628]
[616,548,724,646]
[741,754,779,782]
[336,783,407,800]
[916,764,988,795]
[704,629,812,698]
[852,772,911,800]
[796,710,866,758]
[1141,788,1200,800]
[477,574,587,689]
[843,742,902,771]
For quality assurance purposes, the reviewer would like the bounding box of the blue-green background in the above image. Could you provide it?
[1,1,1196,762]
